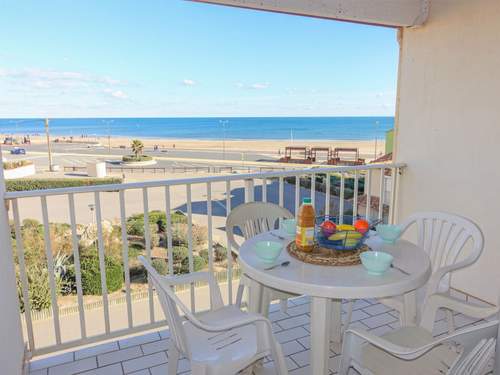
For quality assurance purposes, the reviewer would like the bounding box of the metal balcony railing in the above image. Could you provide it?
[0,162,405,357]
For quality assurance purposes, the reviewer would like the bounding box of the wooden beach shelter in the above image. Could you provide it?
[328,147,365,166]
[279,146,312,164]
[309,147,331,163]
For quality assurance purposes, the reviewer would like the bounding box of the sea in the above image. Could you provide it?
[0,117,393,141]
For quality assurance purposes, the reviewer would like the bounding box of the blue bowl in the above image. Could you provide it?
[254,241,283,263]
[281,219,296,236]
[316,230,366,251]
[376,224,402,244]
[360,251,394,275]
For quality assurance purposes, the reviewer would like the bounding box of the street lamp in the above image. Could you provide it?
[102,119,114,153]
[219,120,229,160]
[374,120,380,159]
[88,204,96,247]
[45,118,55,171]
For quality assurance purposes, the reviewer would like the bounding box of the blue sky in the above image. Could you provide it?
[0,1,398,118]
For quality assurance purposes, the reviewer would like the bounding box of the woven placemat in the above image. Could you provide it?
[287,242,369,266]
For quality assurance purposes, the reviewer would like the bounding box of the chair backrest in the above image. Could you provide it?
[138,256,191,357]
[399,212,484,290]
[226,202,294,251]
[448,321,498,374]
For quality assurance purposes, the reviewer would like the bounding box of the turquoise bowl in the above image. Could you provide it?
[376,224,402,244]
[360,251,394,275]
[254,241,283,263]
[281,219,296,236]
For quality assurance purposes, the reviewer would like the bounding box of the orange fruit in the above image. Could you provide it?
[354,219,370,234]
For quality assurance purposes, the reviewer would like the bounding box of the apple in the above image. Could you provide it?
[320,220,336,236]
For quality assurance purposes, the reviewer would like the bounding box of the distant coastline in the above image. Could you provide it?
[0,116,394,141]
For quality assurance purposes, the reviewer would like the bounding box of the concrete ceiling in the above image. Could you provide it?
[189,0,430,28]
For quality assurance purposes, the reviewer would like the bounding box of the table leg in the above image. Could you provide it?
[403,291,417,326]
[310,296,331,375]
[247,279,263,314]
[330,298,342,353]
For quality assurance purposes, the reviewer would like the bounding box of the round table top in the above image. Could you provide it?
[238,231,432,299]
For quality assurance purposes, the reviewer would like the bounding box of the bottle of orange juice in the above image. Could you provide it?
[296,197,316,252]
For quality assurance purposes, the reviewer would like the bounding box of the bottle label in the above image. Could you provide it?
[296,226,315,246]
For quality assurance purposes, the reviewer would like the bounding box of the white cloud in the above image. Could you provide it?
[0,67,125,90]
[236,82,271,90]
[250,82,270,90]
[104,88,128,99]
[182,79,196,86]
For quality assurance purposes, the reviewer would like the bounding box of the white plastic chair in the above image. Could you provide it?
[139,256,289,375]
[378,212,484,328]
[227,202,297,315]
[340,293,499,375]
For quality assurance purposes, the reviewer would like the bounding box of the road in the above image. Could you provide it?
[1,142,279,170]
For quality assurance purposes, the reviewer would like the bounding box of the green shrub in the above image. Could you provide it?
[6,177,123,192]
[122,155,153,162]
[214,244,228,262]
[152,258,168,276]
[17,263,53,312]
[79,250,123,295]
[172,246,189,263]
[199,249,209,263]
[127,210,187,234]
[180,255,206,274]
[172,223,208,246]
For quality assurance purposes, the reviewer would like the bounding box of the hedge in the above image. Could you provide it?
[122,155,153,162]
[6,177,123,192]
[79,251,124,295]
[3,160,33,170]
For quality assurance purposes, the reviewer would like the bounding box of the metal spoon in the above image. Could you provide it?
[264,261,290,271]
[269,232,287,241]
[390,263,410,275]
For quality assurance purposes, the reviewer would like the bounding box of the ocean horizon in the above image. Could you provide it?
[0,116,393,141]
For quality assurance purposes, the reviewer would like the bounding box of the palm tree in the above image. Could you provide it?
[131,139,144,159]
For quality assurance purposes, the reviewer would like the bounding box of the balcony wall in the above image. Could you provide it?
[395,0,500,303]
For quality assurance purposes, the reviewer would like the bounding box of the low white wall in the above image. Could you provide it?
[4,164,36,179]
[87,162,107,178]
[395,0,500,303]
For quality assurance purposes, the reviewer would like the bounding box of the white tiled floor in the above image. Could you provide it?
[29,295,484,375]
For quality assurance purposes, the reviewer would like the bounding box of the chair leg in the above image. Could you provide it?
[236,283,245,308]
[261,289,271,316]
[168,344,180,375]
[342,300,354,337]
[270,338,288,375]
[279,299,288,313]
[445,309,455,333]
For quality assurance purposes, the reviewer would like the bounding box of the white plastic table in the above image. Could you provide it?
[238,231,432,375]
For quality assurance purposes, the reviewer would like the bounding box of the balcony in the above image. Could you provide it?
[28,292,488,375]
[1,163,410,371]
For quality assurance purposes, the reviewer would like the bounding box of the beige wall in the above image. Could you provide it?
[0,204,25,371]
[395,0,500,303]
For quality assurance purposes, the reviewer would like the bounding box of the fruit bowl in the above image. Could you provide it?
[316,229,367,250]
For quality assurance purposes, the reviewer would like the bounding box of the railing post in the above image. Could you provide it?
[0,144,26,373]
[244,179,254,203]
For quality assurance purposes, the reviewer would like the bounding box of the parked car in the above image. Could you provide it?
[10,147,26,155]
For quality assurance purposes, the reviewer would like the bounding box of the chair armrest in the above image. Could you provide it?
[344,328,419,358]
[189,310,272,333]
[420,293,498,331]
[425,260,476,297]
[160,271,213,286]
[347,319,499,363]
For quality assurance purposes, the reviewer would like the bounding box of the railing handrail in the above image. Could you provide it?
[4,162,405,199]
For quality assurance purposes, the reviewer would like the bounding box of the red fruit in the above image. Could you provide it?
[320,220,336,236]
[354,219,370,234]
